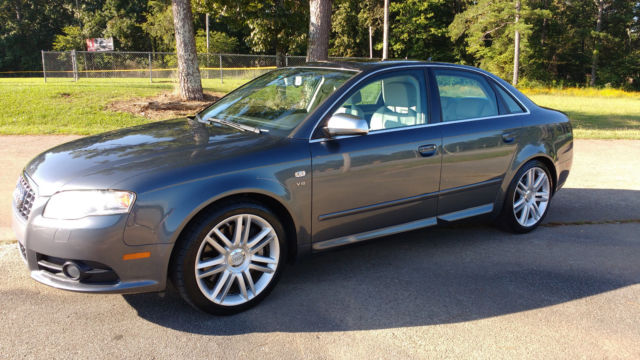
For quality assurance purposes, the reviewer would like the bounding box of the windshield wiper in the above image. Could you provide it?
[205,117,265,134]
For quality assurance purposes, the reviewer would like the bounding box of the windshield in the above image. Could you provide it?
[199,68,356,133]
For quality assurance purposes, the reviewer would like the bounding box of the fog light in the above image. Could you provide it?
[62,261,82,281]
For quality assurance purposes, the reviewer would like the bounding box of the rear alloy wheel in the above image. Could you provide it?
[513,167,550,227]
[500,161,552,233]
[172,202,286,314]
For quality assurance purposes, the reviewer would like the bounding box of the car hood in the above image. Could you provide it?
[25,118,282,196]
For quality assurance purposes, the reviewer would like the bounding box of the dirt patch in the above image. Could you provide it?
[107,91,221,120]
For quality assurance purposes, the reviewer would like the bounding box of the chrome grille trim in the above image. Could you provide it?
[15,175,36,220]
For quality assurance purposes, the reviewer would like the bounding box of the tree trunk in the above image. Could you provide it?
[382,0,389,60]
[512,0,521,86]
[307,0,332,62]
[590,0,604,87]
[276,44,287,68]
[172,0,203,100]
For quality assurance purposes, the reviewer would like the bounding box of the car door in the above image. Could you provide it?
[431,68,526,219]
[309,69,442,246]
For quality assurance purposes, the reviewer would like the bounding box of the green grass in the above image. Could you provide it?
[0,78,639,139]
[0,77,250,135]
[522,87,640,140]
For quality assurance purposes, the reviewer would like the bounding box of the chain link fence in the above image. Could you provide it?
[39,51,380,83]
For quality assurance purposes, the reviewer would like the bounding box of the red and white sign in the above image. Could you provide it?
[86,38,114,52]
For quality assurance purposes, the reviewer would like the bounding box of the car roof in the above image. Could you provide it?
[296,60,484,74]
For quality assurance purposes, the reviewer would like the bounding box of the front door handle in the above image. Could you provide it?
[502,132,516,143]
[418,144,437,157]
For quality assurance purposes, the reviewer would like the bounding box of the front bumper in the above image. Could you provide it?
[12,185,171,294]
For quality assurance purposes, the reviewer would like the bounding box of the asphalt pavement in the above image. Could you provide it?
[0,137,639,359]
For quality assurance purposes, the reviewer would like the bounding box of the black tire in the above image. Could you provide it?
[499,160,553,233]
[170,200,287,315]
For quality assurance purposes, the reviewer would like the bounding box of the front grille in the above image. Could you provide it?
[15,175,36,220]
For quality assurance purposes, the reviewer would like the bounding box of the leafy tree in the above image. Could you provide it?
[589,0,638,87]
[0,0,74,71]
[78,0,151,50]
[142,0,176,52]
[53,26,86,51]
[194,30,239,53]
[196,0,308,66]
[330,0,379,57]
[449,0,545,81]
[389,0,464,62]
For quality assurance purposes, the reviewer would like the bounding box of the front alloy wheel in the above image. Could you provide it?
[195,214,280,306]
[171,201,286,315]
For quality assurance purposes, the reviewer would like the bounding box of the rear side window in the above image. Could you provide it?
[434,70,499,122]
[494,84,525,114]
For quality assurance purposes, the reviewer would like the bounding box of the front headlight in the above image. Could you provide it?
[43,190,136,220]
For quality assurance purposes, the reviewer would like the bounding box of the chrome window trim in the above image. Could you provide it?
[308,112,530,143]
[307,64,531,143]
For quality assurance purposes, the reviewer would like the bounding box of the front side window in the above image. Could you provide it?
[331,71,428,131]
[434,70,499,122]
[200,68,355,133]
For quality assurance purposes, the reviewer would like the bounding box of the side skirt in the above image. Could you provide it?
[312,203,494,251]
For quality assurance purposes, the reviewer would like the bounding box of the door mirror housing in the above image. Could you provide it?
[323,113,369,138]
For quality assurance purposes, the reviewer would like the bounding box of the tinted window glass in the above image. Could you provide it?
[332,72,427,131]
[434,70,499,122]
[495,85,525,114]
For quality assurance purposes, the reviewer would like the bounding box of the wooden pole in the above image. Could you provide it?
[512,0,521,86]
[71,50,78,82]
[219,54,223,84]
[41,50,47,83]
[382,0,389,60]
[206,13,210,79]
[206,13,210,54]
[369,26,373,59]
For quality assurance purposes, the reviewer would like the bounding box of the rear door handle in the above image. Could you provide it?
[502,132,516,143]
[418,144,438,157]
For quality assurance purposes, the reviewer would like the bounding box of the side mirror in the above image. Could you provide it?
[323,113,369,138]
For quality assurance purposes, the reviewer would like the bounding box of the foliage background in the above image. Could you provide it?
[1,0,639,88]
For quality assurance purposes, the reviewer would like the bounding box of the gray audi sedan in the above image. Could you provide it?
[12,61,572,314]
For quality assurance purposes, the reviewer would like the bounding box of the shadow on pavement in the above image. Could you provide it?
[123,188,640,335]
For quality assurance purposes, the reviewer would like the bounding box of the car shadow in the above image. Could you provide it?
[123,188,640,335]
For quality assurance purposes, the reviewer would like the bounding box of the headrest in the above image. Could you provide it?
[455,97,491,119]
[382,79,416,107]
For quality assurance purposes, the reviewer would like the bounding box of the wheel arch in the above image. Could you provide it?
[167,191,299,281]
[517,154,558,194]
[493,152,559,220]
